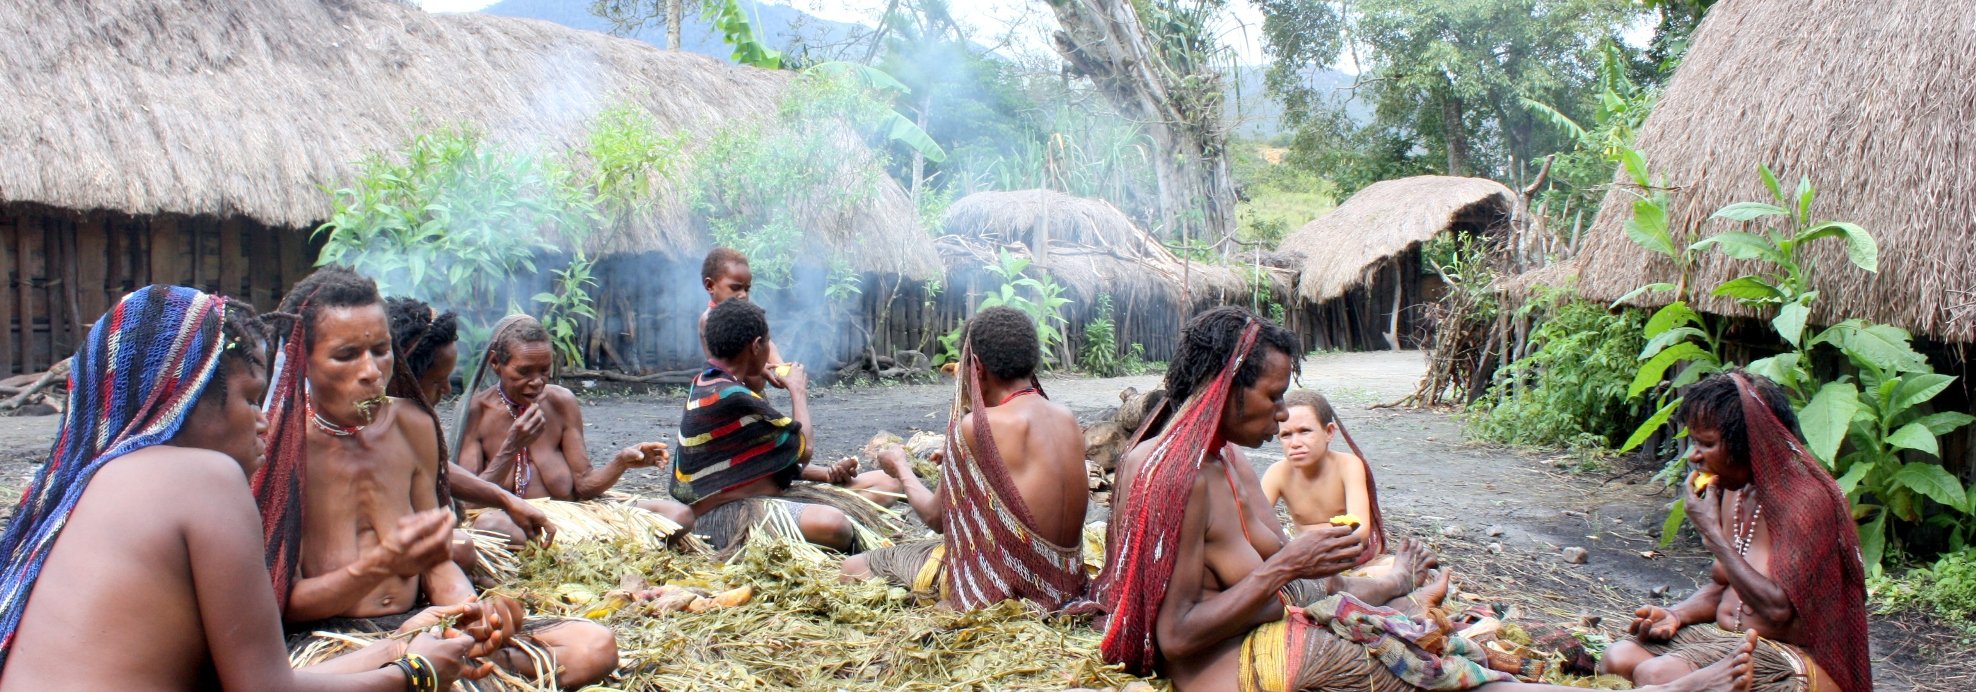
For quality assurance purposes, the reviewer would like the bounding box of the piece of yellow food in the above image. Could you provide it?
[1328,514,1363,528]
[1691,472,1718,492]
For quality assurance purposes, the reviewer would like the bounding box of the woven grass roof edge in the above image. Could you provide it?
[1277,176,1516,303]
[0,0,938,279]
[1568,0,1976,342]
[937,189,1252,308]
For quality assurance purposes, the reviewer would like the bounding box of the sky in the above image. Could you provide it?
[416,0,1277,65]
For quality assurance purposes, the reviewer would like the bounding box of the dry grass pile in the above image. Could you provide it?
[496,526,1154,691]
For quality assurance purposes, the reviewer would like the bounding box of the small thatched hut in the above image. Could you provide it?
[1561,0,1976,345]
[1278,176,1514,351]
[0,0,936,375]
[936,190,1252,362]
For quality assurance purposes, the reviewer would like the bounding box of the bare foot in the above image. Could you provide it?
[1638,632,1755,692]
[1392,538,1438,590]
[1409,568,1454,611]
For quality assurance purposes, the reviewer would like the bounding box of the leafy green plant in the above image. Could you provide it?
[1469,294,1647,452]
[1871,547,1976,636]
[1079,294,1123,377]
[535,253,599,367]
[317,126,598,368]
[936,250,1075,369]
[700,0,781,68]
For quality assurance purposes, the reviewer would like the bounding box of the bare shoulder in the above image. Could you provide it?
[102,446,251,518]
[541,384,581,412]
[1331,450,1368,480]
[1260,460,1287,487]
[389,396,440,441]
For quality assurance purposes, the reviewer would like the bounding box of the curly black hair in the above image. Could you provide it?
[487,315,550,366]
[275,265,383,349]
[1677,369,1803,466]
[704,298,768,360]
[1162,306,1301,412]
[701,247,750,282]
[965,306,1039,381]
[386,297,459,383]
[197,295,271,408]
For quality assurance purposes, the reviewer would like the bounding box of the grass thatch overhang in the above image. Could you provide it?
[0,0,938,280]
[1570,0,1976,342]
[1278,176,1515,304]
[936,189,1250,311]
[1495,256,1581,302]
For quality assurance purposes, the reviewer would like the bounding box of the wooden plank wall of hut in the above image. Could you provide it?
[0,205,319,376]
[1298,251,1435,352]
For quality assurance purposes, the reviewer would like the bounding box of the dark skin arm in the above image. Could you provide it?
[1154,465,1365,659]
[879,445,944,530]
[283,509,454,623]
[553,392,661,500]
[1631,582,1727,641]
[1685,477,1795,624]
[182,455,477,690]
[447,462,555,544]
[463,402,545,487]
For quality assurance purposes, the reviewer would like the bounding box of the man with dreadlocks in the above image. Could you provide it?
[673,298,902,554]
[840,307,1090,610]
[1601,371,1866,692]
[456,313,695,545]
[386,297,557,566]
[260,267,619,688]
[1099,307,1755,692]
[0,285,487,690]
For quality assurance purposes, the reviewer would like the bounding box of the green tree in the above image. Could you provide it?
[1255,0,1641,192]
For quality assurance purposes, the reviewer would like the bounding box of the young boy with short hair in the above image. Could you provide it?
[1261,389,1387,563]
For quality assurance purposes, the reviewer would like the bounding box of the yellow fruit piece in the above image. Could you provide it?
[1692,472,1718,492]
[713,585,754,608]
[555,584,598,605]
[1328,514,1363,527]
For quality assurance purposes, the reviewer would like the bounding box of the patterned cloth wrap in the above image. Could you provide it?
[670,363,806,504]
[1635,624,1814,692]
[0,286,232,668]
[1239,593,1512,692]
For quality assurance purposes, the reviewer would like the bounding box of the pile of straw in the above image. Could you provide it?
[498,526,1153,690]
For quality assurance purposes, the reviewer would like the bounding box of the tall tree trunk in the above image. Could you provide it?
[665,0,682,50]
[1045,0,1236,247]
[1440,81,1469,176]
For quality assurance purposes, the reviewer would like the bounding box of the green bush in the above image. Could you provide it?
[1468,296,1647,451]
[1872,548,1976,634]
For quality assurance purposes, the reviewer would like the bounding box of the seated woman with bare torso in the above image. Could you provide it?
[456,314,695,546]
[1600,371,1868,692]
[260,267,619,689]
[1098,307,1755,692]
[0,286,485,691]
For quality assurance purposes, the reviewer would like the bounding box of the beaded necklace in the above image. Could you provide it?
[1728,486,1763,630]
[497,385,536,495]
[305,385,367,437]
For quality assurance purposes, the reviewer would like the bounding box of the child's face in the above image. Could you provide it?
[705,263,754,304]
[494,340,553,404]
[1278,406,1334,466]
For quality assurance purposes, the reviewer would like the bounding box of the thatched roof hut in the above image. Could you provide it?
[0,0,935,277]
[1276,176,1514,350]
[937,190,1252,359]
[0,0,936,374]
[1566,0,1976,343]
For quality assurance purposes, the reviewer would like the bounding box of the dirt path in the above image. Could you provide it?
[0,350,1961,688]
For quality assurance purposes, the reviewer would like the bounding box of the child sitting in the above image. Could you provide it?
[1261,389,1388,566]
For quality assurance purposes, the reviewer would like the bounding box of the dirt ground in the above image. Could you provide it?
[0,350,1965,689]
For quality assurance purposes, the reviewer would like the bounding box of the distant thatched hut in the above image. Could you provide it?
[937,190,1251,362]
[1278,176,1514,351]
[0,0,935,375]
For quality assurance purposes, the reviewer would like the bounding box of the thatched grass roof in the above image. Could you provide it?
[1570,0,1976,341]
[0,0,937,278]
[937,190,1250,310]
[1278,176,1515,303]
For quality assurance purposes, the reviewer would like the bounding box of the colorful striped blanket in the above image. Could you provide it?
[670,365,805,504]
